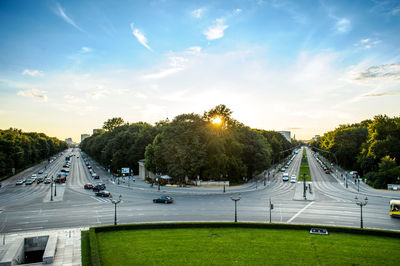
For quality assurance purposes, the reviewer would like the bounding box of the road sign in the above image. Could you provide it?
[121,168,130,174]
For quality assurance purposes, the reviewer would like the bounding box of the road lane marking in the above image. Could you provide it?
[287,202,314,223]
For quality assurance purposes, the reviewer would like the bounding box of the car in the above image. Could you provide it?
[38,170,44,174]
[84,183,94,189]
[290,175,297,183]
[93,183,106,191]
[153,195,174,204]
[282,173,289,181]
[31,174,37,179]
[92,173,99,179]
[16,178,25,185]
[55,176,66,183]
[37,177,44,183]
[44,178,51,184]
[25,179,33,185]
[325,169,330,174]
[43,173,48,178]
[87,165,92,169]
[96,190,110,197]
[61,168,69,173]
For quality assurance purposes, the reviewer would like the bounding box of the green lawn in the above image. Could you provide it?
[93,228,399,265]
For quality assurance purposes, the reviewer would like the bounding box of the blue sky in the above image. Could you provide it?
[1,0,400,141]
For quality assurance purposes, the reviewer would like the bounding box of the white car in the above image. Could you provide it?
[290,175,297,183]
[283,173,289,181]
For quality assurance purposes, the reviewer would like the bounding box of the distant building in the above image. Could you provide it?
[93,129,101,134]
[65,138,73,145]
[138,159,156,180]
[81,134,90,142]
[279,131,291,143]
[312,135,321,141]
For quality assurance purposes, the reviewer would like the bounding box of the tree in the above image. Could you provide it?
[103,117,125,131]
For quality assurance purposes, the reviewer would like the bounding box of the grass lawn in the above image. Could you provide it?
[93,228,399,265]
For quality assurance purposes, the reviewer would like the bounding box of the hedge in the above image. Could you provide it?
[89,227,101,266]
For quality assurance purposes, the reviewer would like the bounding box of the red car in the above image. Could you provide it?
[325,169,330,174]
[84,183,94,189]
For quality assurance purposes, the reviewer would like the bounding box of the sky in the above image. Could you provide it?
[1,0,400,142]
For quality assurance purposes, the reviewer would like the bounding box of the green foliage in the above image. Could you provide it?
[0,128,67,178]
[82,105,293,183]
[81,231,91,266]
[81,122,158,174]
[102,117,125,131]
[311,115,400,189]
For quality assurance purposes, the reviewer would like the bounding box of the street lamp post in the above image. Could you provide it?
[50,176,53,201]
[110,194,122,226]
[54,178,57,197]
[303,175,306,199]
[269,198,274,223]
[355,196,368,229]
[230,194,241,222]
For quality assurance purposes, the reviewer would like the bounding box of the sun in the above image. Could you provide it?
[211,116,222,125]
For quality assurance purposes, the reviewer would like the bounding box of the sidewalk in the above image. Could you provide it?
[0,226,87,266]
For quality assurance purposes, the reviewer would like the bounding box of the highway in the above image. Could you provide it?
[0,147,399,233]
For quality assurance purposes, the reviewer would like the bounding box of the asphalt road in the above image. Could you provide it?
[0,147,399,233]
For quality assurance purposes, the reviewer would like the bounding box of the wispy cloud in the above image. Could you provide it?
[354,38,381,49]
[336,18,351,33]
[143,47,202,79]
[80,46,92,53]
[17,89,48,102]
[203,18,228,40]
[234,8,242,14]
[64,94,85,103]
[22,69,43,77]
[192,8,205,18]
[55,2,84,32]
[362,91,400,97]
[356,64,400,80]
[130,23,153,51]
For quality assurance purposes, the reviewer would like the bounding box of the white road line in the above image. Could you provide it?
[287,202,314,223]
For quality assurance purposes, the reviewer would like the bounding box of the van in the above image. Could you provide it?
[283,173,289,181]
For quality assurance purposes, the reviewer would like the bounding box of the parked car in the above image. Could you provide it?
[16,178,25,185]
[153,195,174,204]
[44,178,51,184]
[93,183,106,192]
[37,177,44,183]
[25,179,33,185]
[325,170,330,174]
[84,183,94,189]
[96,190,110,197]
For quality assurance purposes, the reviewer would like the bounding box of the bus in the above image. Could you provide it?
[390,200,400,217]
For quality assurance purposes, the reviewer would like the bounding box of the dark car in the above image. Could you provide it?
[25,179,33,185]
[37,177,44,183]
[44,178,51,184]
[84,183,94,189]
[325,169,330,174]
[153,195,174,204]
[96,190,110,197]
[93,183,106,192]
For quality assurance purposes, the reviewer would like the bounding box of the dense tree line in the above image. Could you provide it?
[310,115,400,188]
[0,128,68,178]
[81,105,294,184]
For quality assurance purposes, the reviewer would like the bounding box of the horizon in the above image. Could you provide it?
[1,0,400,142]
